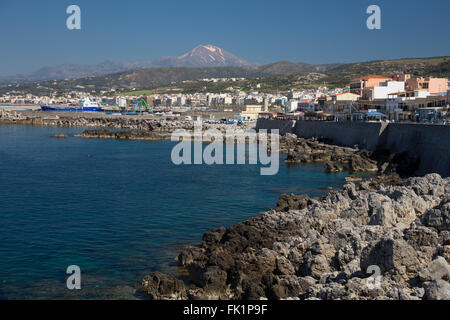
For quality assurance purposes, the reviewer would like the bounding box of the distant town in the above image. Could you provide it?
[1,73,449,124]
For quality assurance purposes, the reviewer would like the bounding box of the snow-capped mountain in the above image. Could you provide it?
[152,45,256,67]
[0,45,256,83]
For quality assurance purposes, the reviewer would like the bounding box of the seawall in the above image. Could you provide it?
[255,119,294,135]
[256,119,450,177]
[381,123,450,176]
[293,121,387,150]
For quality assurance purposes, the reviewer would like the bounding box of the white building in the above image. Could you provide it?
[116,97,127,108]
[385,91,439,121]
[177,97,186,106]
[223,97,233,105]
[364,81,405,100]
[285,100,298,113]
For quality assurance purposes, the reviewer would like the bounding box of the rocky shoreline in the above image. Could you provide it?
[1,110,250,142]
[140,134,449,300]
[73,129,171,141]
[142,173,449,300]
[0,109,241,132]
[1,110,448,300]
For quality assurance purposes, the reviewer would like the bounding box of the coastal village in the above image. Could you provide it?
[1,59,450,303]
[1,74,449,124]
[2,0,450,304]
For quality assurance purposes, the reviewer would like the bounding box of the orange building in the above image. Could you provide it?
[405,77,448,94]
[392,74,411,82]
[350,75,392,96]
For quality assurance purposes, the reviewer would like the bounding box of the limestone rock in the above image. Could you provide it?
[424,280,450,300]
[418,257,450,282]
[141,170,450,300]
[360,238,421,274]
[141,272,186,300]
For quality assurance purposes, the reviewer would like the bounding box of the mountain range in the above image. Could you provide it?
[0,45,259,84]
[4,55,449,97]
[1,43,449,96]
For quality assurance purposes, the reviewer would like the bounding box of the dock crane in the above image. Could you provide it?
[126,98,152,115]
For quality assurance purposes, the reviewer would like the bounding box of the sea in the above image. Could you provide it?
[0,124,348,299]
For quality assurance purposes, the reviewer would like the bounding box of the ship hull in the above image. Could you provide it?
[40,105,103,112]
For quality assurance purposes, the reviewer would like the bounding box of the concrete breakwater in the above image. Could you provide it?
[0,110,193,131]
[0,110,246,133]
[256,119,450,177]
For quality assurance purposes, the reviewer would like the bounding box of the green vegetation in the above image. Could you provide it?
[1,56,449,96]
[115,89,155,96]
[322,56,450,87]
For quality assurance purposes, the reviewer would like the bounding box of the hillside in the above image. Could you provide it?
[2,56,449,95]
[1,66,257,96]
[256,61,316,76]
[323,56,450,86]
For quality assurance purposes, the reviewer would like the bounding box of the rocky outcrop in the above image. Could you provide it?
[141,174,450,300]
[74,129,169,141]
[280,136,378,174]
[141,272,187,300]
[324,161,343,173]
[275,194,312,212]
[0,110,28,122]
[279,136,423,184]
[51,133,68,138]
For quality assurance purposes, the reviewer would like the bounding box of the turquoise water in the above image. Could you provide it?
[0,125,348,299]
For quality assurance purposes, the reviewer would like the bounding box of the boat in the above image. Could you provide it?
[41,97,103,112]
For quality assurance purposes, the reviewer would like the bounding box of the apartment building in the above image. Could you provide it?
[385,91,447,121]
[406,77,448,94]
[392,74,412,82]
[240,105,264,120]
[324,92,359,112]
[350,75,391,95]
[285,100,299,113]
[362,81,405,100]
[331,92,360,101]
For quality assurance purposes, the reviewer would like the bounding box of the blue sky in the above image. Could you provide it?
[0,0,449,75]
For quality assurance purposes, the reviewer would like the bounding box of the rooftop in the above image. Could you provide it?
[351,75,391,81]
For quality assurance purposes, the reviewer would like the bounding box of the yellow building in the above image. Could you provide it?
[324,92,360,112]
[240,105,263,120]
[332,92,360,101]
